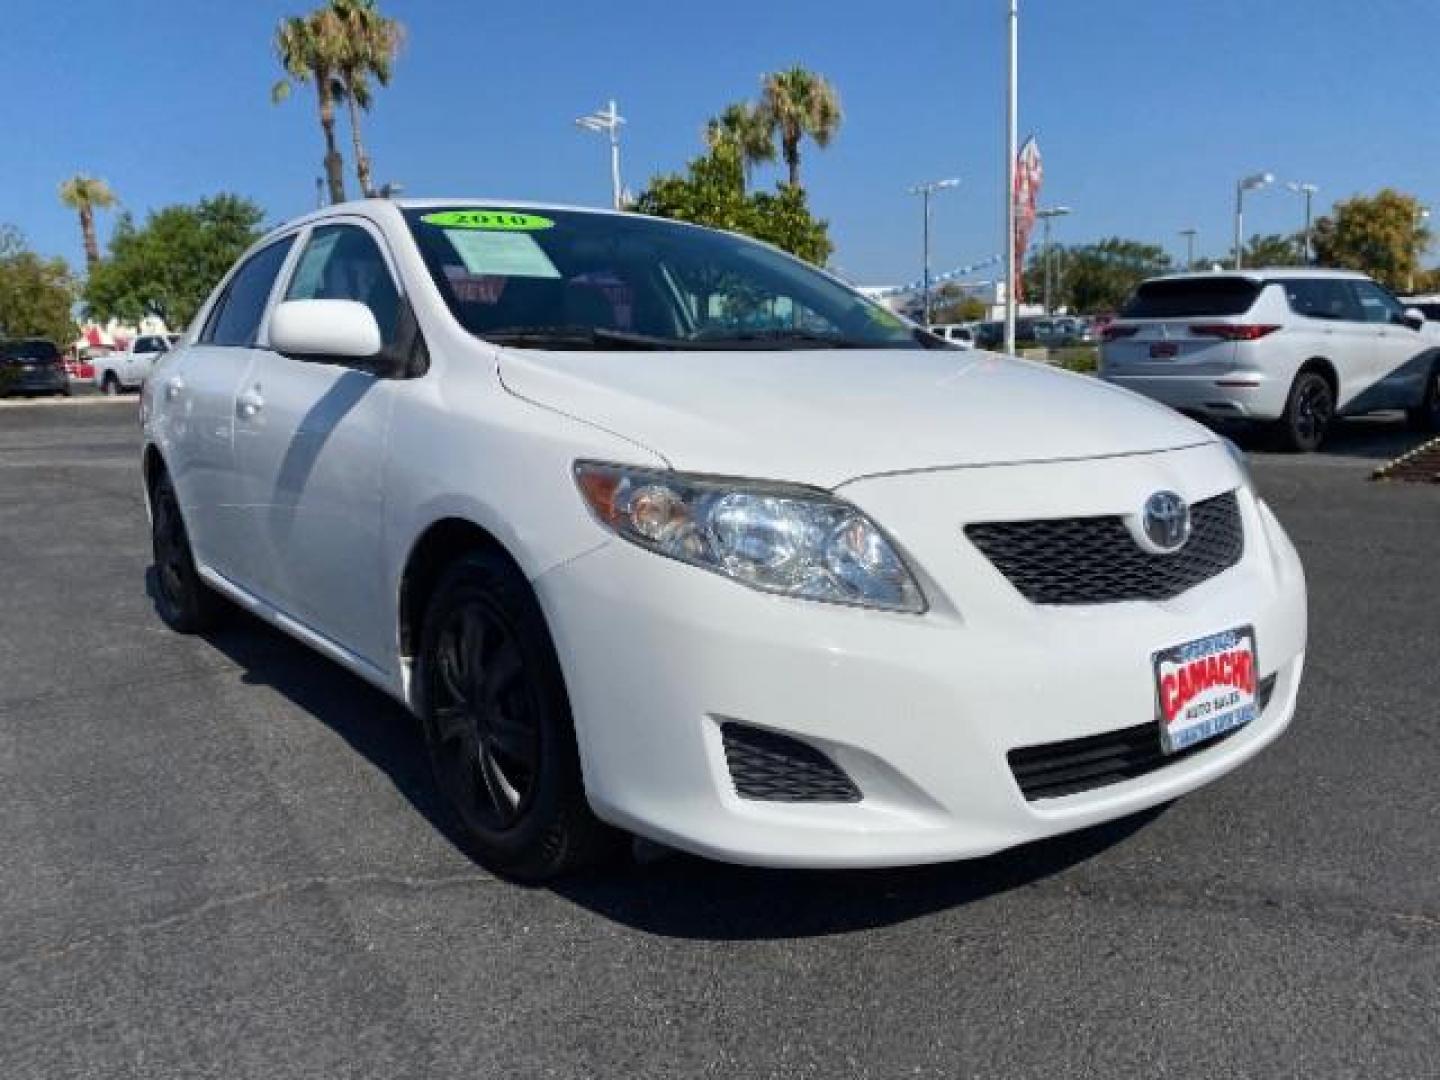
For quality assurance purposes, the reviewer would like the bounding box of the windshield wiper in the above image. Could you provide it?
[690,328,892,349]
[482,326,688,351]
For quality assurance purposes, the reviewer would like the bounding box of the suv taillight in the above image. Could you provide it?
[1189,324,1280,341]
[1101,325,1138,342]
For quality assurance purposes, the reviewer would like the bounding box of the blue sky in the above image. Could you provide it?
[3,0,1437,284]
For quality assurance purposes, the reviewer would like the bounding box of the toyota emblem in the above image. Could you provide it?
[1139,491,1191,554]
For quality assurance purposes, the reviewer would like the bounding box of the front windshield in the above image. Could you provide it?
[403,206,924,350]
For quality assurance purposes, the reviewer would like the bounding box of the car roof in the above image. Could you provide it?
[1146,267,1368,283]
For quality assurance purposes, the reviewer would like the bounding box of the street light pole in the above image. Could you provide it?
[908,177,960,325]
[575,99,626,210]
[1179,227,1198,271]
[1411,205,1431,292]
[1035,206,1072,314]
[1286,182,1318,263]
[1233,172,1274,270]
[1004,0,1018,354]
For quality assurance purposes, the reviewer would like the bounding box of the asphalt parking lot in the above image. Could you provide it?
[1,400,1436,1079]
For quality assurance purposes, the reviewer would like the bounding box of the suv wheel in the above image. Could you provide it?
[150,471,226,633]
[1280,370,1334,452]
[417,551,619,880]
[1407,362,1440,433]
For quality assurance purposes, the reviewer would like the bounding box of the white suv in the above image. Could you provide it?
[141,200,1306,879]
[1099,268,1440,451]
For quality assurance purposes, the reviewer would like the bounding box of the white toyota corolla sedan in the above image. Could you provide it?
[141,200,1308,879]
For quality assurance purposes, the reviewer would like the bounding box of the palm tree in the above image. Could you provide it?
[704,102,775,192]
[272,9,349,204]
[58,175,117,271]
[758,67,843,190]
[329,0,403,198]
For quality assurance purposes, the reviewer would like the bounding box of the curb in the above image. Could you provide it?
[1371,435,1440,483]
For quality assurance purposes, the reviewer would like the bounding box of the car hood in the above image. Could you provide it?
[497,347,1213,489]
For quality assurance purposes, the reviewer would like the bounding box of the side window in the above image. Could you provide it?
[1351,280,1404,325]
[285,224,401,346]
[202,238,295,346]
[1282,279,1360,321]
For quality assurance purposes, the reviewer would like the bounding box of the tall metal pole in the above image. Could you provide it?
[908,178,958,326]
[1302,189,1313,263]
[607,99,622,210]
[1233,182,1245,270]
[1041,214,1052,314]
[1004,0,1018,354]
[922,189,932,325]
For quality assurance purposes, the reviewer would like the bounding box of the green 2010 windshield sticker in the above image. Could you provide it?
[421,210,555,231]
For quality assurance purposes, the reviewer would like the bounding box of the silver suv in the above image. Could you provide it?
[1099,268,1440,451]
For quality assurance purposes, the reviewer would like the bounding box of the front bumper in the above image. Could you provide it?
[1101,370,1287,421]
[535,443,1307,868]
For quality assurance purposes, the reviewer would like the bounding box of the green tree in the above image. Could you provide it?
[1034,238,1172,314]
[929,285,986,324]
[58,175,118,271]
[1312,188,1431,291]
[84,195,265,329]
[272,9,349,204]
[633,144,832,266]
[704,102,775,192]
[330,0,403,198]
[758,67,842,190]
[0,226,77,344]
[1243,232,1303,268]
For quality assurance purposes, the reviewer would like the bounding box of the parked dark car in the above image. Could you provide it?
[0,339,70,397]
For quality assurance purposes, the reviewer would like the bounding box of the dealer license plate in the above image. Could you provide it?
[1153,627,1258,754]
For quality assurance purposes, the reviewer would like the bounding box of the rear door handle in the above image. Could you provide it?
[237,387,264,419]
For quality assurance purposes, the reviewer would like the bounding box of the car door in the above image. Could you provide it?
[231,219,404,668]
[162,236,296,583]
[1347,279,1425,411]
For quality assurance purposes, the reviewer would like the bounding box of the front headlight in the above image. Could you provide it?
[574,462,926,613]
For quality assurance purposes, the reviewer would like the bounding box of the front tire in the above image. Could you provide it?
[1407,362,1440,433]
[1279,370,1334,452]
[150,471,225,633]
[417,551,618,880]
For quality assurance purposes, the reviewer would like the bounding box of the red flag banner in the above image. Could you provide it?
[1013,136,1043,302]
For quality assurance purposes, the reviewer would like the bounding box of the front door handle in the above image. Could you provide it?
[237,387,265,419]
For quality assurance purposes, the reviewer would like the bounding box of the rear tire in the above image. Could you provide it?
[1279,370,1334,452]
[417,551,619,880]
[1407,362,1440,433]
[150,471,226,633]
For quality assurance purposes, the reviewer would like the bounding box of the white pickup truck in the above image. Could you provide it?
[93,333,178,394]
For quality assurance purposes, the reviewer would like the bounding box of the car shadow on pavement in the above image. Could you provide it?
[151,571,1168,941]
[1223,414,1420,462]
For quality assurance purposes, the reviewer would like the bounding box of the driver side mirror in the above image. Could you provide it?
[1403,307,1426,331]
[269,299,383,362]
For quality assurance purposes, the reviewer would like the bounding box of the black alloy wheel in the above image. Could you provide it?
[150,471,224,633]
[1408,363,1440,433]
[417,551,617,879]
[1282,371,1334,452]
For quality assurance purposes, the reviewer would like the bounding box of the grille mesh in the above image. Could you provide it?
[1008,672,1277,801]
[720,723,861,803]
[965,491,1243,605]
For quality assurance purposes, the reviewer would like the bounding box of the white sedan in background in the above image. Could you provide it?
[141,200,1307,879]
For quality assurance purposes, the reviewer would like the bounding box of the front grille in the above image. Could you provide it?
[965,491,1243,605]
[720,723,861,803]
[1008,672,1277,801]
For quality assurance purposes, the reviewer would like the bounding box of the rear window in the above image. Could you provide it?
[1121,278,1262,319]
[0,340,60,360]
